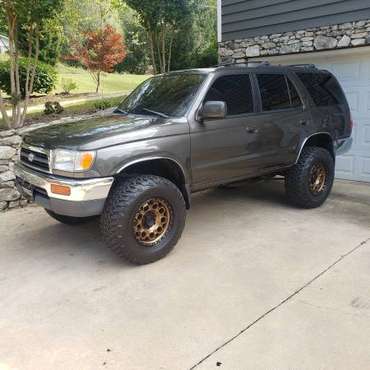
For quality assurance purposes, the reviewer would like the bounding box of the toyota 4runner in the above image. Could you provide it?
[15,62,353,264]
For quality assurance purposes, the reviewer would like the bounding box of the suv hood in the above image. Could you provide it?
[23,114,163,150]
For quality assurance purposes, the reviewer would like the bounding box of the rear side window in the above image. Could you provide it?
[205,75,253,115]
[296,72,346,107]
[257,74,302,111]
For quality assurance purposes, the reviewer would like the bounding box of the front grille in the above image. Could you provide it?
[20,146,50,173]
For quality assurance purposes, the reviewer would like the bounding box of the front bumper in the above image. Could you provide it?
[15,162,114,217]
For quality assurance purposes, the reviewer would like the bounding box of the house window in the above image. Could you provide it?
[205,75,254,116]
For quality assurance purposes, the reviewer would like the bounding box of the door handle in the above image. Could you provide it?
[246,127,258,134]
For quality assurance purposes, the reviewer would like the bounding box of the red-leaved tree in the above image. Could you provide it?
[69,25,126,93]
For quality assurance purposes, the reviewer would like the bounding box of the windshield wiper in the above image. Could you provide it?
[114,108,128,114]
[141,108,169,118]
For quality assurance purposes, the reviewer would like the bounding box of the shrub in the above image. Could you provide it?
[94,99,115,111]
[0,58,57,98]
[61,78,77,95]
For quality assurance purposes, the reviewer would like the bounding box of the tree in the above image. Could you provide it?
[18,18,64,66]
[125,0,194,74]
[68,25,126,93]
[0,0,63,129]
[61,0,122,59]
[115,6,149,74]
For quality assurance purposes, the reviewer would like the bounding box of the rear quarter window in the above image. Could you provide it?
[257,74,302,111]
[296,72,346,107]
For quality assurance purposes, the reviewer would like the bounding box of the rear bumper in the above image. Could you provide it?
[15,162,114,217]
[336,137,353,156]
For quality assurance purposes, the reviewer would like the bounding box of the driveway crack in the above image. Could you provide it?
[190,237,370,369]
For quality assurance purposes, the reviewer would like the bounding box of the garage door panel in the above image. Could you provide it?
[319,56,370,183]
[343,91,360,112]
[329,62,361,81]
[336,155,355,178]
[360,157,370,176]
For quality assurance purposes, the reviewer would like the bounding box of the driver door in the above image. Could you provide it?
[190,74,257,190]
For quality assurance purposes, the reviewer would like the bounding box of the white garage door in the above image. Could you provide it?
[257,48,370,183]
[316,54,370,183]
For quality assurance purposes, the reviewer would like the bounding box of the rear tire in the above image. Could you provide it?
[100,175,186,265]
[45,209,95,225]
[285,147,334,209]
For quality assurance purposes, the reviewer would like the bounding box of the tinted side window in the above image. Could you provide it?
[257,74,291,111]
[287,79,302,108]
[296,72,345,107]
[205,75,253,115]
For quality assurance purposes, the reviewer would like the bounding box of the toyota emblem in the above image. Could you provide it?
[28,153,35,162]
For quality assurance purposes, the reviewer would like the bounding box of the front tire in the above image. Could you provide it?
[100,175,186,265]
[285,147,334,209]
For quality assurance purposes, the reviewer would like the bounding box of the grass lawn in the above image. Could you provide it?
[0,95,126,130]
[0,61,149,129]
[56,64,148,95]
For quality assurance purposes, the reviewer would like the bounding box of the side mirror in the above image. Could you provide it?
[201,101,227,120]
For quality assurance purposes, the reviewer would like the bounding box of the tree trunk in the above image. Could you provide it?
[167,33,174,73]
[96,71,101,93]
[148,31,157,75]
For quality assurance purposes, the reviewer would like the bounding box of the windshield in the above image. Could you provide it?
[118,73,206,117]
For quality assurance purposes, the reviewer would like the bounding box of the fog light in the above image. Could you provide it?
[51,184,71,196]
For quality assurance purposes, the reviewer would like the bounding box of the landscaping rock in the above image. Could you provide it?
[0,129,15,138]
[245,45,260,57]
[338,35,351,47]
[0,165,8,173]
[351,38,366,46]
[0,201,7,211]
[0,146,17,160]
[0,188,20,202]
[0,170,16,183]
[0,135,22,146]
[314,36,337,49]
[0,181,15,189]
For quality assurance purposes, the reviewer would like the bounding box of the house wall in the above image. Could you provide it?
[0,36,9,53]
[222,0,370,41]
[219,19,370,63]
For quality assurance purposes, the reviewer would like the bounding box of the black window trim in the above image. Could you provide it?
[200,72,258,118]
[253,72,304,113]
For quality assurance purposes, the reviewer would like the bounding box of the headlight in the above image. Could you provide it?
[52,149,96,172]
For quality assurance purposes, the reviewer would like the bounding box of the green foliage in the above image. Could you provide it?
[115,7,149,74]
[125,0,195,73]
[94,98,115,110]
[61,78,77,94]
[61,0,123,57]
[123,0,217,72]
[0,58,57,97]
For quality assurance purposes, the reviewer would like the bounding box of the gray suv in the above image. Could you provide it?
[15,62,353,264]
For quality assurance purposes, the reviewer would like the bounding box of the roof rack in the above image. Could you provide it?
[289,63,317,68]
[216,60,271,68]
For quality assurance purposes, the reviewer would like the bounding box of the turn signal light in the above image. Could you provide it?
[79,152,95,170]
[51,184,71,196]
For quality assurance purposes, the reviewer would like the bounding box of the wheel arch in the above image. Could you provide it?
[296,132,335,163]
[115,157,191,209]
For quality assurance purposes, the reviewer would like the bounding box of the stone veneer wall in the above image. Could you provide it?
[0,129,27,211]
[219,20,370,63]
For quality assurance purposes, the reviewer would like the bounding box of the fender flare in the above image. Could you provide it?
[295,132,334,164]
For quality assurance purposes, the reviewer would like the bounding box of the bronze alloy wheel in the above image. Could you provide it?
[133,198,172,246]
[309,162,327,194]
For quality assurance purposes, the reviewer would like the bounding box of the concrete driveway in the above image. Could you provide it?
[0,179,369,370]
